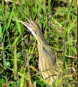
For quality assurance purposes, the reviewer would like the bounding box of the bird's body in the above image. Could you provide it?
[38,42,57,83]
[15,14,57,84]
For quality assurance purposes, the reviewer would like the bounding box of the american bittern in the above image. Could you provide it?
[15,13,57,84]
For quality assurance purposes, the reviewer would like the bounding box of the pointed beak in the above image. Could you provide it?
[13,19,37,39]
[14,19,31,28]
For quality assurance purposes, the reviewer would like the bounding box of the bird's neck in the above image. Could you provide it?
[37,32,47,45]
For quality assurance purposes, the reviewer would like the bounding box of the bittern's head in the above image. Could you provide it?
[16,19,44,42]
[24,20,40,40]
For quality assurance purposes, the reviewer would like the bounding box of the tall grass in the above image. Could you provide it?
[0,0,77,87]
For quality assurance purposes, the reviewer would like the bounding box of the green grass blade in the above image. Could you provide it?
[14,46,17,80]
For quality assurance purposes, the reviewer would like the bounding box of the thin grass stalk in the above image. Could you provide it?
[14,46,17,80]
[2,42,8,87]
[62,38,67,86]
[27,53,32,87]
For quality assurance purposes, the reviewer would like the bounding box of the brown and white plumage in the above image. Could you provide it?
[15,17,57,84]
